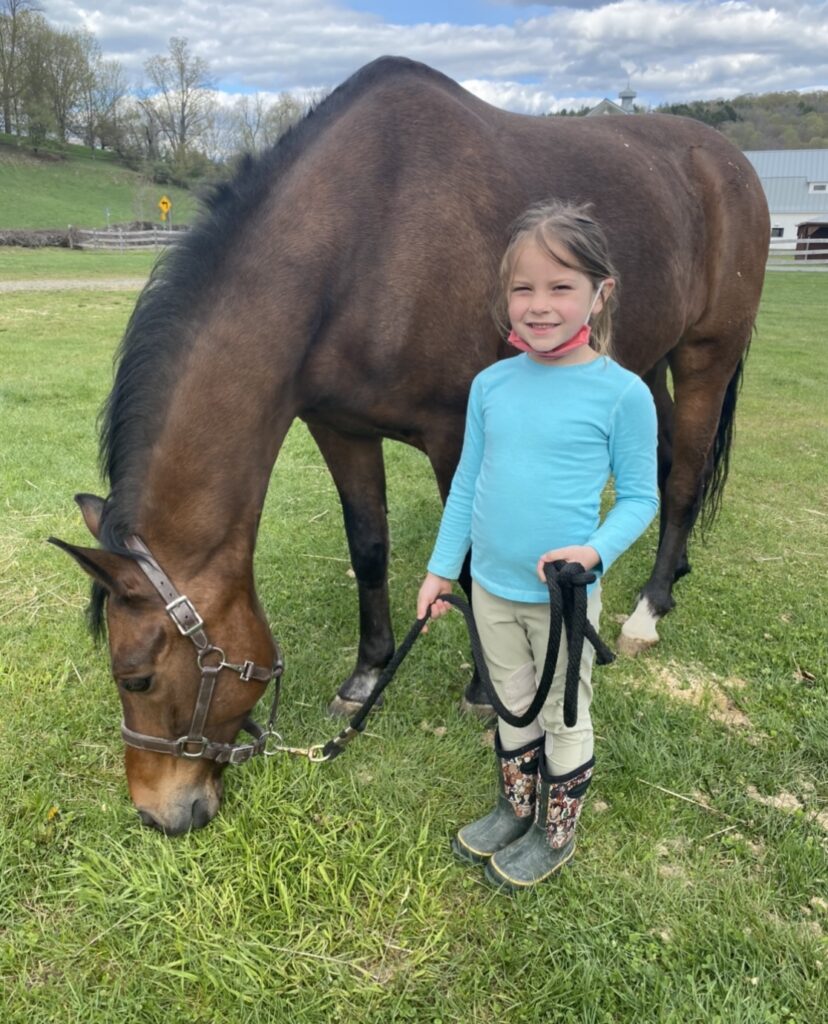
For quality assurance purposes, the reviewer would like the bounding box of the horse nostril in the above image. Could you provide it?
[191,798,212,830]
[137,808,163,831]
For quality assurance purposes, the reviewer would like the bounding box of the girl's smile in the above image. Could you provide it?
[508,242,611,364]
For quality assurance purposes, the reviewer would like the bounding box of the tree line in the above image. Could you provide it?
[555,91,828,150]
[0,3,313,185]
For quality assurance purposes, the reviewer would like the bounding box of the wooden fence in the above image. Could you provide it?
[767,237,828,271]
[72,228,828,269]
[73,228,184,251]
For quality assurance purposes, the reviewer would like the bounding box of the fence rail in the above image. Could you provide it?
[73,228,184,251]
[767,237,828,271]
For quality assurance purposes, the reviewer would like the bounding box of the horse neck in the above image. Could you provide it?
[135,311,302,584]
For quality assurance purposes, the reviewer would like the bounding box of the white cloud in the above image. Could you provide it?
[40,0,828,112]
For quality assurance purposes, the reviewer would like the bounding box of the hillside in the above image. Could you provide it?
[0,137,197,230]
[657,90,828,150]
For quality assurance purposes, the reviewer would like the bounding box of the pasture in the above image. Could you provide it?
[0,137,196,230]
[0,261,825,1022]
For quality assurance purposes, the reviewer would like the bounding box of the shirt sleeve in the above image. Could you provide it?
[586,376,659,573]
[427,374,485,580]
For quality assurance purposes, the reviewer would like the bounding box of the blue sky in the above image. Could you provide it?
[44,0,828,114]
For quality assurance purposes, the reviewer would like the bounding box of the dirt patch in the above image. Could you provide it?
[746,785,828,832]
[648,661,760,739]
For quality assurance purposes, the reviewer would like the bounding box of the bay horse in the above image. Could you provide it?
[52,56,768,834]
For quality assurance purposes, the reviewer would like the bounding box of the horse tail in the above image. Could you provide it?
[699,332,752,532]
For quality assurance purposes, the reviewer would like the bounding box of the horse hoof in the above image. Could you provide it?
[618,595,661,657]
[458,696,497,723]
[326,692,383,719]
[616,632,658,657]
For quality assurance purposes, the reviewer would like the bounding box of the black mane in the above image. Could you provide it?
[96,56,438,553]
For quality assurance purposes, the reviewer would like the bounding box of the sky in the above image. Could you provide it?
[42,0,828,114]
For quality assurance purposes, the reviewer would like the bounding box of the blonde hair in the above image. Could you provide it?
[494,200,620,357]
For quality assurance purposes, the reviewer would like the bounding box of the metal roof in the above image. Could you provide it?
[744,149,828,179]
[761,177,828,214]
[741,150,828,215]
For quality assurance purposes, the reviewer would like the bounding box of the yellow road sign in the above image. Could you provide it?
[158,195,171,213]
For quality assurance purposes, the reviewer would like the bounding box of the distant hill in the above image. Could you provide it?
[0,136,197,230]
[655,90,828,150]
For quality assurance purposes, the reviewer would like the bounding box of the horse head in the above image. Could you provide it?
[51,494,279,835]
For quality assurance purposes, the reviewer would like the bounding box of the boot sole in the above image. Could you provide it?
[483,841,576,892]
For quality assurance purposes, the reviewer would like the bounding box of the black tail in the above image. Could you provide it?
[699,339,751,532]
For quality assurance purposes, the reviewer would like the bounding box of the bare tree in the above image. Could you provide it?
[0,0,39,134]
[143,36,215,161]
[76,54,128,150]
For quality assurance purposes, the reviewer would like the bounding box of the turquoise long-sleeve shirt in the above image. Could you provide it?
[428,353,659,602]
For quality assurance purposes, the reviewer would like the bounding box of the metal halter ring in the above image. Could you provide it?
[197,646,225,671]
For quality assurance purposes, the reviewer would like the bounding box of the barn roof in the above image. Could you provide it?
[744,149,828,214]
[744,149,828,178]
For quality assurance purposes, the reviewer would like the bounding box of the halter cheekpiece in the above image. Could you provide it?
[121,536,284,764]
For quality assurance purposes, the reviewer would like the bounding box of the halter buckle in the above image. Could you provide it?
[165,595,205,637]
[177,735,209,758]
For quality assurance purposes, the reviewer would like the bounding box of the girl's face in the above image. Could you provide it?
[507,241,611,363]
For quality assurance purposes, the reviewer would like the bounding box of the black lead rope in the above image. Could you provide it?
[319,561,615,762]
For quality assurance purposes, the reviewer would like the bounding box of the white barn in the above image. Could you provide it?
[744,149,828,241]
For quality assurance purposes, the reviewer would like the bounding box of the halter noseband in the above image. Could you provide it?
[120,536,283,765]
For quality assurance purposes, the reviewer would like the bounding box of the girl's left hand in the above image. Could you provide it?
[536,545,601,582]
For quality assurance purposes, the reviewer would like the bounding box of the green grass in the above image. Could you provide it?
[0,246,159,280]
[0,137,196,229]
[0,273,825,1023]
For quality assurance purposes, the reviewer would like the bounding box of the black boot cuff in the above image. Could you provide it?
[494,730,544,760]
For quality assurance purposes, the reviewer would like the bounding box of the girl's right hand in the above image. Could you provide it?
[416,572,455,631]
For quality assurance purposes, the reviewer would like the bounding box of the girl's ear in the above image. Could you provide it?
[594,278,616,313]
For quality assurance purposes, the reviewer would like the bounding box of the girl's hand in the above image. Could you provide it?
[416,572,455,631]
[536,545,600,582]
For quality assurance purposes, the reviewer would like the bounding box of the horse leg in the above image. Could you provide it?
[645,358,692,581]
[619,340,746,655]
[305,422,395,717]
[425,432,495,721]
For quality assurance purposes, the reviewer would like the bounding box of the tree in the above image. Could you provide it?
[76,54,128,150]
[0,0,38,134]
[143,36,215,163]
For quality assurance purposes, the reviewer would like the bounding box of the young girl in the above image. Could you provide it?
[417,200,658,891]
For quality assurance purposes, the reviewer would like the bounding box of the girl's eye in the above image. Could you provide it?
[512,286,530,293]
[119,676,153,693]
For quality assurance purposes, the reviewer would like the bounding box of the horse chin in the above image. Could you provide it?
[618,595,662,656]
[136,790,222,835]
[129,761,224,835]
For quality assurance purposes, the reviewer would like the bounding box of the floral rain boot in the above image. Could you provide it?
[484,757,595,891]
[451,733,542,866]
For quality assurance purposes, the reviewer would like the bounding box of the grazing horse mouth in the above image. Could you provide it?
[138,791,221,835]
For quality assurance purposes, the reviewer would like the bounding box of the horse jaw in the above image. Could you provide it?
[618,594,661,656]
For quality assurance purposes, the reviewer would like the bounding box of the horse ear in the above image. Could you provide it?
[48,537,149,599]
[74,493,106,540]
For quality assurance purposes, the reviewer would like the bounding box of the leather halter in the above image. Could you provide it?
[120,536,283,765]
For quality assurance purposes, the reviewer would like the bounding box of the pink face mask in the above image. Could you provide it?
[507,284,606,361]
[507,323,592,360]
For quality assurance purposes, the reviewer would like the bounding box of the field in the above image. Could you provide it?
[0,137,196,229]
[0,260,825,1023]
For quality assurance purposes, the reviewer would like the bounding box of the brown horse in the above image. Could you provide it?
[52,57,768,834]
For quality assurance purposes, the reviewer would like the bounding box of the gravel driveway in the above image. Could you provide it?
[0,277,148,292]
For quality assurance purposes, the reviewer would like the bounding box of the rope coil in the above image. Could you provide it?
[320,561,615,761]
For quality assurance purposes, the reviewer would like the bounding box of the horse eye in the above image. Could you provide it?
[120,676,153,693]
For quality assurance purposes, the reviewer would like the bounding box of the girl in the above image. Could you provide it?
[417,200,658,892]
